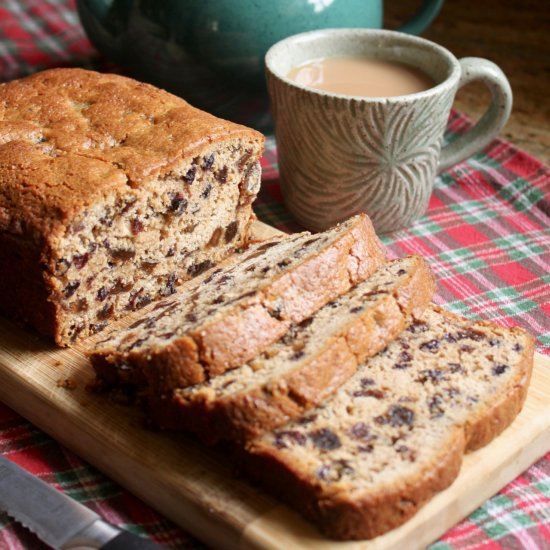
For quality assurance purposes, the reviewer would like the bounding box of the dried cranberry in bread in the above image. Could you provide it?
[0,68,264,345]
[90,214,385,390]
[154,255,435,442]
[242,306,534,540]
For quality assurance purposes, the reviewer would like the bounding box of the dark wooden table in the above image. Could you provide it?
[386,0,550,165]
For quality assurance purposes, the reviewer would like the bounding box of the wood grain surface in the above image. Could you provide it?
[0,220,548,549]
[386,0,550,165]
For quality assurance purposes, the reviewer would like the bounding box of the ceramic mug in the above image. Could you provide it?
[265,29,513,232]
[77,0,444,130]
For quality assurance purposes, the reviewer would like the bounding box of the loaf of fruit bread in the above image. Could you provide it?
[153,255,435,442]
[0,68,264,345]
[90,214,385,390]
[242,306,534,540]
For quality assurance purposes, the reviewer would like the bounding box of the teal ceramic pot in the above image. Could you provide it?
[77,0,444,131]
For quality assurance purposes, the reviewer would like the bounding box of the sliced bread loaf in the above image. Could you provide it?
[242,306,534,540]
[0,68,265,345]
[153,255,435,442]
[90,214,385,390]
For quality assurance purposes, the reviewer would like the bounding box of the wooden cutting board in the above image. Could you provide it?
[0,220,549,550]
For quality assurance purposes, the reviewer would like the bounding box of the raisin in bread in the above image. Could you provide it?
[242,306,534,540]
[0,68,264,345]
[90,214,385,391]
[153,255,435,442]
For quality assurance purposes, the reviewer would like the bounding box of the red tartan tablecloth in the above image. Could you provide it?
[0,1,549,549]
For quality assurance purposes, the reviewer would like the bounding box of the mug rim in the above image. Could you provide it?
[265,28,461,102]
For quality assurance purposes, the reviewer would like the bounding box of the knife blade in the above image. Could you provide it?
[0,454,162,549]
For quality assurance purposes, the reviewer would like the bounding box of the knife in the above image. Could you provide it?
[0,454,163,549]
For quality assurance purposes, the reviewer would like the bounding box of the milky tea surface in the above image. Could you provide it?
[287,56,435,97]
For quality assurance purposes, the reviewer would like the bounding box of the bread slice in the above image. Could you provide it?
[90,214,385,390]
[242,306,534,540]
[153,255,435,442]
[0,68,264,345]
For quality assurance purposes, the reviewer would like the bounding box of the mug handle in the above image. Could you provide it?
[438,57,513,173]
[397,0,445,35]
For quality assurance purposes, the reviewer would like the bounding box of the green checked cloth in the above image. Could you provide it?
[0,1,549,549]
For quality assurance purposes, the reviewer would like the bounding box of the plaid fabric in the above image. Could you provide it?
[258,131,550,354]
[0,1,549,549]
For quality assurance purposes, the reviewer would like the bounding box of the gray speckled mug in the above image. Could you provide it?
[265,29,512,232]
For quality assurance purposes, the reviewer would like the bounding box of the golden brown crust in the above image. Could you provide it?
[142,303,287,391]
[0,68,264,345]
[282,348,534,542]
[464,326,534,451]
[91,214,386,392]
[0,68,263,243]
[154,337,360,441]
[241,429,465,540]
[423,306,536,452]
[151,255,435,441]
[263,213,386,322]
[193,302,288,379]
[240,311,535,541]
[0,232,58,337]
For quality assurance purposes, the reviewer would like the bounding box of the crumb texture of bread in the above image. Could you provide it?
[90,214,386,392]
[154,255,435,443]
[0,68,265,345]
[242,306,534,540]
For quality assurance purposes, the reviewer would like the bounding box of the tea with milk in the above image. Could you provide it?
[287,56,434,97]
